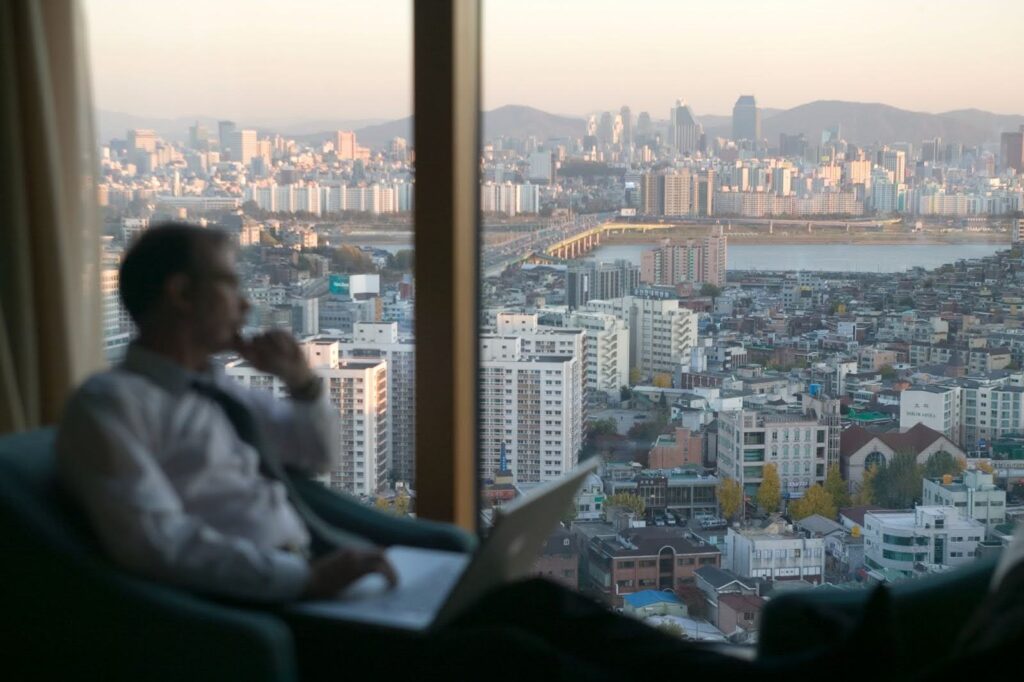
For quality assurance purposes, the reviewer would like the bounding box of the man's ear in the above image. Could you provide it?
[164,272,194,315]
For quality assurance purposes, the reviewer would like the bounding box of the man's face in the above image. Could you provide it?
[187,243,250,352]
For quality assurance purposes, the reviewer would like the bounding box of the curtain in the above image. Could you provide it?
[0,0,102,433]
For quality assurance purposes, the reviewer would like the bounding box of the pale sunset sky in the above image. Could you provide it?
[86,0,1024,121]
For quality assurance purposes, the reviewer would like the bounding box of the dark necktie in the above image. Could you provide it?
[191,378,369,555]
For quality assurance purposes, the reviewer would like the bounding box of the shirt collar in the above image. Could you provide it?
[121,343,225,397]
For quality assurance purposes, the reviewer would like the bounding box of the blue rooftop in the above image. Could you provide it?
[622,590,682,608]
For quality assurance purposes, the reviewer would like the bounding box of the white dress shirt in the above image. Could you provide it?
[56,344,340,602]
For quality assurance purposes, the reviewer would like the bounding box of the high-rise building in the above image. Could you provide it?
[335,130,357,160]
[879,148,907,183]
[772,167,791,197]
[732,95,761,145]
[662,170,692,216]
[225,341,389,497]
[188,122,210,151]
[694,170,715,216]
[547,311,630,400]
[337,323,416,485]
[640,234,728,287]
[640,172,663,215]
[229,129,258,167]
[1000,126,1024,173]
[478,335,582,484]
[566,259,640,308]
[217,120,236,158]
[670,100,701,155]
[528,151,554,184]
[597,112,614,147]
[582,297,698,378]
[620,105,633,149]
[779,132,807,159]
[126,129,157,153]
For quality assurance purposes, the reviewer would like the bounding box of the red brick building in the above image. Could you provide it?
[581,526,721,607]
[648,427,704,468]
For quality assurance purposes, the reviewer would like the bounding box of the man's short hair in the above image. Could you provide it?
[119,222,233,324]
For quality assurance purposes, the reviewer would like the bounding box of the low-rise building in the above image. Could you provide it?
[533,526,579,590]
[922,469,1006,528]
[863,507,986,577]
[840,423,965,489]
[648,428,704,468]
[578,525,721,607]
[726,521,825,583]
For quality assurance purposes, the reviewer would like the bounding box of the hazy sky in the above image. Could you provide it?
[86,0,1024,122]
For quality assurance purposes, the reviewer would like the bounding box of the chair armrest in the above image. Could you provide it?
[290,476,477,553]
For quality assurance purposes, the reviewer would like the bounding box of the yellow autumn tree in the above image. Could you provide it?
[757,463,781,513]
[718,478,742,521]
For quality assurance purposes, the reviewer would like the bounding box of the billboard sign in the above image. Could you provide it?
[329,274,350,296]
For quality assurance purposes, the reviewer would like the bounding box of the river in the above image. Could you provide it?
[588,243,1006,273]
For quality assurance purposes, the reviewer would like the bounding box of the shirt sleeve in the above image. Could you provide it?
[235,378,341,476]
[56,382,310,603]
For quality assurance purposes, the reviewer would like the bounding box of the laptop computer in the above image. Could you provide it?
[290,458,599,631]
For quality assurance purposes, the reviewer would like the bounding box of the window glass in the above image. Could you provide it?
[88,0,417,504]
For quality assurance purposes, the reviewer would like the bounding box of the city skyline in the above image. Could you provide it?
[86,0,1024,121]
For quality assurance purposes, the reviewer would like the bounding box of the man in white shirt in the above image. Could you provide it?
[58,223,396,603]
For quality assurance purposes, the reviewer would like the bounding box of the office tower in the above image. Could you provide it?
[779,132,807,158]
[1001,126,1024,173]
[670,100,701,155]
[586,114,598,137]
[390,137,408,161]
[478,334,582,484]
[528,151,554,184]
[620,105,633,149]
[229,129,258,167]
[732,95,761,145]
[879,148,906,183]
[844,159,872,186]
[640,172,663,215]
[772,167,791,197]
[101,264,133,362]
[188,122,210,151]
[126,129,157,153]
[338,323,416,485]
[596,112,614,147]
[335,130,357,160]
[218,120,236,157]
[640,234,728,287]
[566,259,640,308]
[636,111,652,138]
[921,138,942,164]
[225,342,389,496]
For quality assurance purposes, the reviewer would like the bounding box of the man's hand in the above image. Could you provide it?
[302,547,398,600]
[233,330,315,392]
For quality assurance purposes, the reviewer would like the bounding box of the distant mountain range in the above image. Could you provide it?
[97,100,1024,150]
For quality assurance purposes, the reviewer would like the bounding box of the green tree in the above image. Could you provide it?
[588,418,618,438]
[855,463,879,505]
[757,463,782,513]
[700,283,722,299]
[627,420,663,445]
[824,464,850,509]
[620,386,632,402]
[718,478,742,521]
[605,493,645,517]
[874,452,922,508]
[789,484,837,521]
[388,249,414,273]
[922,450,965,479]
[879,364,897,380]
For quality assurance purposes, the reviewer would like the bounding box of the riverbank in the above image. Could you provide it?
[600,230,1010,246]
